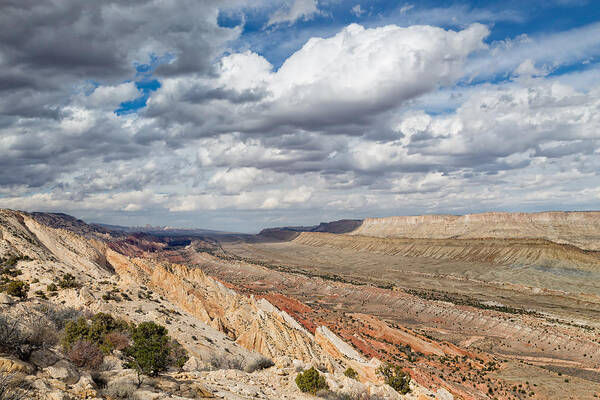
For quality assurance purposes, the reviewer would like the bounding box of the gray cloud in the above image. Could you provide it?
[1,2,600,231]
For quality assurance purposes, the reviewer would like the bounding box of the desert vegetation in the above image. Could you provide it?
[376,363,411,395]
[296,366,329,394]
[0,372,30,400]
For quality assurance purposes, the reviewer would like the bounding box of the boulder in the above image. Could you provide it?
[78,286,95,304]
[46,391,68,400]
[182,356,209,372]
[133,390,162,399]
[45,360,80,385]
[71,374,98,399]
[29,349,60,369]
[0,293,14,305]
[190,382,214,398]
[101,355,123,371]
[292,359,307,372]
[273,356,292,369]
[366,382,403,399]
[32,378,50,391]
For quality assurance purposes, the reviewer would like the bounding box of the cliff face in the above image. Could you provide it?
[351,211,600,250]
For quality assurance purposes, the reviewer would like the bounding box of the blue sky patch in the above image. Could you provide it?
[114,55,171,115]
[219,0,600,71]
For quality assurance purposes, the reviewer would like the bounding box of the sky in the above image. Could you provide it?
[1,0,600,232]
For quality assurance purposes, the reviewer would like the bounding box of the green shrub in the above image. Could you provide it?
[2,254,30,267]
[62,317,91,351]
[47,283,58,292]
[295,367,328,394]
[88,313,128,346]
[376,363,411,394]
[62,312,129,353]
[344,367,358,380]
[0,267,22,277]
[57,273,79,289]
[3,280,29,299]
[125,322,172,380]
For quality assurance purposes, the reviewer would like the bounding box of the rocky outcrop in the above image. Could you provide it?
[105,249,336,367]
[0,356,35,374]
[23,215,113,275]
[0,209,52,260]
[351,211,600,250]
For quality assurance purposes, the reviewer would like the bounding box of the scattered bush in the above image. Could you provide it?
[0,313,58,361]
[296,367,329,394]
[90,371,107,389]
[35,304,81,330]
[376,363,410,395]
[244,354,274,373]
[203,350,243,371]
[102,290,121,302]
[316,390,352,400]
[0,267,22,278]
[0,372,30,400]
[344,367,358,380]
[68,340,104,370]
[2,281,29,299]
[57,273,79,289]
[104,332,130,351]
[1,255,30,268]
[103,381,138,399]
[46,283,58,292]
